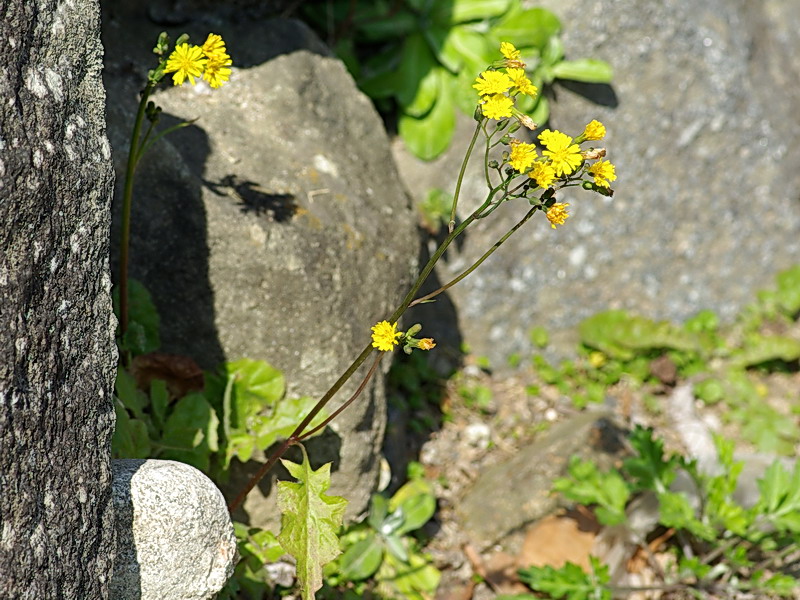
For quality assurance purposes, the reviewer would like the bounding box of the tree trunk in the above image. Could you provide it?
[0,1,117,598]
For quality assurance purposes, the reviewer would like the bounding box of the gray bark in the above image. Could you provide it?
[0,1,117,598]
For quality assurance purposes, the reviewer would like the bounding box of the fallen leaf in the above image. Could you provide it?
[517,508,601,572]
[130,352,204,400]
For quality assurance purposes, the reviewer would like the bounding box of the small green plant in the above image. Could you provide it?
[508,427,800,599]
[323,476,440,599]
[302,0,612,159]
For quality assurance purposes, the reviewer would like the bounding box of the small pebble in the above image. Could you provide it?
[463,422,491,448]
[544,408,559,422]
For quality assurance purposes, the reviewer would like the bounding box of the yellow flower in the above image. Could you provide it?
[371,321,402,352]
[500,42,521,61]
[480,94,514,119]
[164,43,207,86]
[539,129,583,176]
[418,338,436,351]
[506,68,538,97]
[582,120,606,141]
[546,203,570,229]
[588,351,606,368]
[473,70,513,96]
[201,33,227,60]
[203,53,232,88]
[509,142,537,172]
[528,161,556,188]
[587,160,617,188]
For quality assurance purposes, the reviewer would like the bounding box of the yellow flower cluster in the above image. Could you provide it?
[164,33,232,88]
[472,42,537,121]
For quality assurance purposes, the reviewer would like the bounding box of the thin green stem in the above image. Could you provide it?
[410,205,538,308]
[449,120,483,233]
[119,82,155,340]
[228,189,499,514]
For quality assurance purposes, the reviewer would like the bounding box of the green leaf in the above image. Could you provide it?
[149,378,169,432]
[368,493,389,531]
[432,0,512,25]
[730,334,800,367]
[160,392,220,472]
[254,395,327,451]
[553,457,630,526]
[377,549,441,597]
[212,358,285,431]
[234,522,285,565]
[552,59,613,83]
[115,367,149,422]
[396,33,438,108]
[623,425,681,493]
[518,560,611,600]
[114,278,161,355]
[277,447,348,600]
[404,66,440,117]
[338,533,384,581]
[775,265,800,315]
[389,479,436,534]
[112,399,152,458]
[755,460,800,533]
[436,25,492,74]
[356,4,416,41]
[491,8,561,51]
[541,35,564,67]
[383,533,409,563]
[399,71,456,160]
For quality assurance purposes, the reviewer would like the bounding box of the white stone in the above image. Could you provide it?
[109,459,238,600]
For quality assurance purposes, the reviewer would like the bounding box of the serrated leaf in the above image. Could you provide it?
[160,392,220,471]
[278,447,348,600]
[518,560,611,600]
[552,58,613,83]
[399,72,456,160]
[623,425,681,493]
[339,533,383,581]
[756,460,800,532]
[553,457,629,526]
[491,8,561,51]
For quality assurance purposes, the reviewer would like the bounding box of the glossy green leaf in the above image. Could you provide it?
[339,533,384,581]
[397,33,438,107]
[216,358,285,431]
[254,395,326,451]
[160,392,220,471]
[438,25,492,74]
[277,448,348,600]
[552,58,613,83]
[389,479,436,534]
[491,8,561,51]
[432,0,512,24]
[404,66,440,117]
[399,72,456,160]
[112,400,151,458]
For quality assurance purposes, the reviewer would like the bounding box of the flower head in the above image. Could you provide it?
[201,33,227,60]
[480,94,514,120]
[473,70,513,96]
[539,129,583,176]
[528,161,556,188]
[500,42,521,61]
[546,203,570,229]
[509,142,537,172]
[582,120,606,141]
[371,321,402,352]
[587,160,617,188]
[506,68,538,97]
[203,53,232,88]
[418,338,436,351]
[164,43,207,86]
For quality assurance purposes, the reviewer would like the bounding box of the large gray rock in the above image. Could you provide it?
[0,1,117,598]
[393,0,800,366]
[102,11,419,527]
[110,460,237,600]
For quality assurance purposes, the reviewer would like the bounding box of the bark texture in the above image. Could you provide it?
[0,1,117,598]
